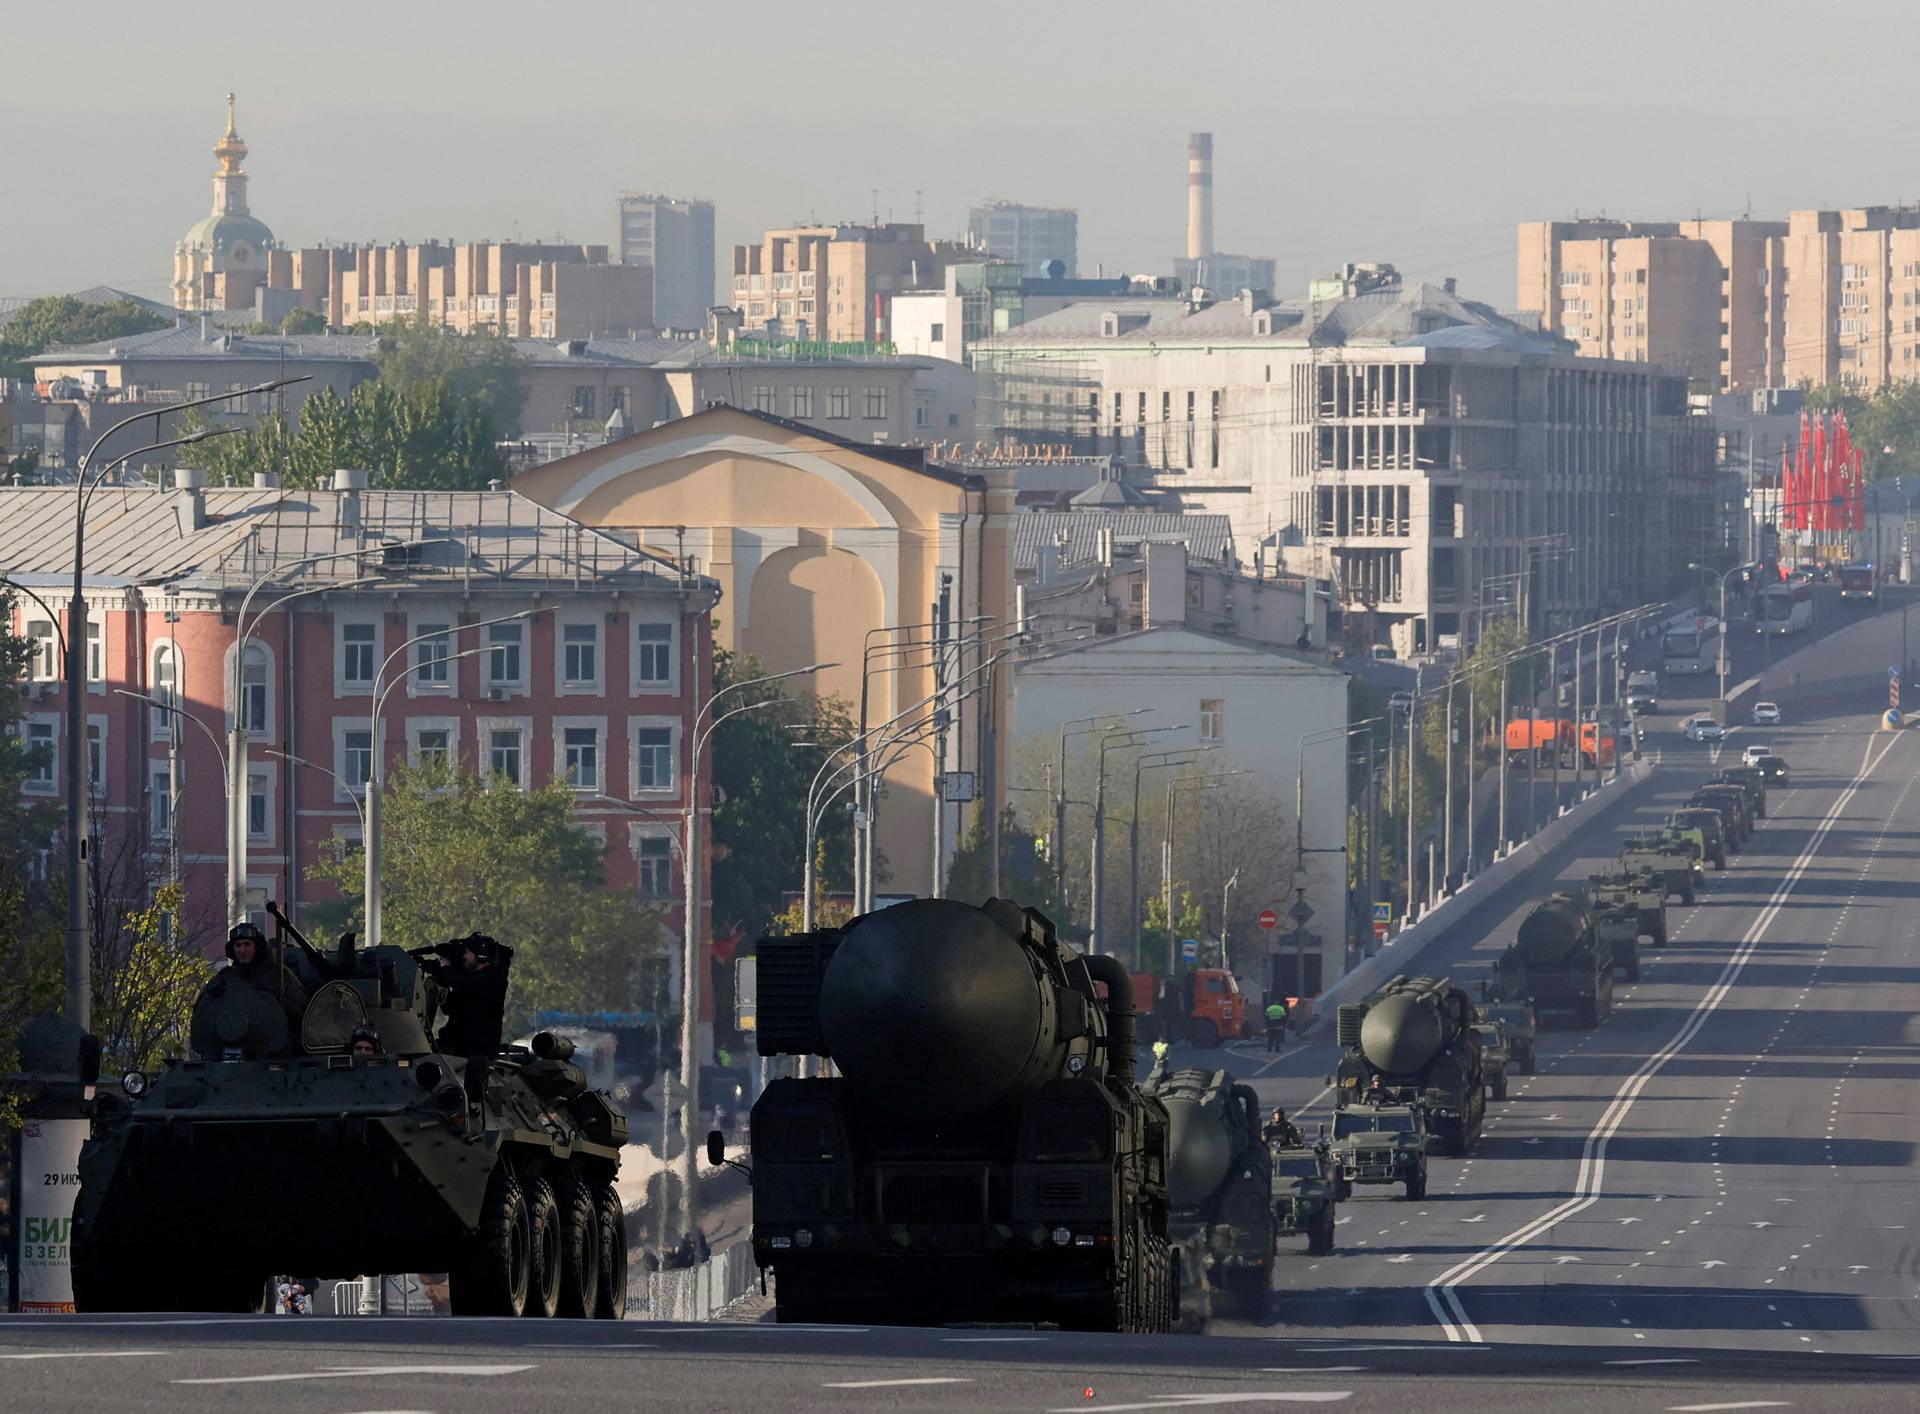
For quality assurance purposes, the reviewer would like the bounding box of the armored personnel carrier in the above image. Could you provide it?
[1668,807,1728,870]
[746,897,1175,1331]
[1619,833,1697,904]
[1497,895,1614,1027]
[1334,976,1485,1155]
[1479,992,1537,1074]
[1328,1102,1428,1200]
[1269,1144,1337,1254]
[1141,1067,1272,1325]
[71,907,629,1318]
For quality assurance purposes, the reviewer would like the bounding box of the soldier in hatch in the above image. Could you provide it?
[223,922,307,1019]
[1263,1106,1303,1148]
[414,933,513,1057]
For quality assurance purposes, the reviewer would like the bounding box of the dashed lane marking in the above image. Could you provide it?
[822,1378,974,1389]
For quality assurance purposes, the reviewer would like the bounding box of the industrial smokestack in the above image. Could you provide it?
[1187,131,1214,262]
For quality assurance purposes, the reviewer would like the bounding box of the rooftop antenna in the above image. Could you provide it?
[871,188,879,227]
[915,189,924,226]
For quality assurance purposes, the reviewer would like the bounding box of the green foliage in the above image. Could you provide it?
[709,651,859,942]
[308,762,665,1031]
[1137,888,1209,975]
[91,884,208,1074]
[764,896,852,937]
[375,313,528,435]
[1803,381,1920,484]
[279,308,326,335]
[0,592,60,1116]
[0,295,168,376]
[942,805,1059,907]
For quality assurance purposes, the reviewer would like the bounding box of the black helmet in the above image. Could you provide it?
[349,1026,380,1051]
[454,933,510,965]
[225,922,267,961]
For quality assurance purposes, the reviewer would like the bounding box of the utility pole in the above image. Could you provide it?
[1549,640,1561,819]
[1464,678,1475,881]
[1404,689,1418,925]
[1496,662,1509,856]
[1441,676,1454,894]
[1364,727,1379,951]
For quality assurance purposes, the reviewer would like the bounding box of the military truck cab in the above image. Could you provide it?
[1472,1022,1512,1098]
[1268,1145,1337,1254]
[1480,997,1537,1074]
[1328,1104,1428,1201]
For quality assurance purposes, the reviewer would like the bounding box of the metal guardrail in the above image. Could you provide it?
[636,1241,757,1321]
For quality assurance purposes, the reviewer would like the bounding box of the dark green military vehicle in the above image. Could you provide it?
[1713,767,1768,820]
[1472,1021,1513,1097]
[71,908,629,1317]
[1668,807,1729,869]
[1143,1067,1272,1325]
[1691,784,1753,849]
[1328,1102,1428,1200]
[1619,833,1697,904]
[1269,1144,1338,1254]
[1479,993,1537,1074]
[1334,976,1485,1156]
[746,897,1176,1331]
[1497,894,1614,1027]
[1588,868,1670,947]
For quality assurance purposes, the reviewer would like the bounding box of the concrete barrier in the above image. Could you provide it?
[1310,754,1657,1021]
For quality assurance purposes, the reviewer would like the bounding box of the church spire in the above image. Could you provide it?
[213,90,248,177]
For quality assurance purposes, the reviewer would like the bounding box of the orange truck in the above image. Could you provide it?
[1578,722,1616,768]
[1505,716,1573,766]
[1130,968,1251,1049]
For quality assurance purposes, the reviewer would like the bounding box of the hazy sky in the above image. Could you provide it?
[5,0,1917,310]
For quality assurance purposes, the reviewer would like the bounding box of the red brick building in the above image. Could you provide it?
[2,472,719,966]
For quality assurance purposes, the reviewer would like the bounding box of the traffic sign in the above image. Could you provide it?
[1257,908,1279,931]
[1288,898,1315,926]
[1180,939,1199,963]
[1373,920,1390,943]
[1372,901,1392,924]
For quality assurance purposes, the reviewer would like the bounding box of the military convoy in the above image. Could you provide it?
[1499,894,1615,1026]
[746,897,1176,1331]
[1619,833,1698,904]
[72,908,629,1318]
[1328,1101,1429,1200]
[1142,1067,1274,1324]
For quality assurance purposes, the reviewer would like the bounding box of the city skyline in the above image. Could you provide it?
[5,1,1917,309]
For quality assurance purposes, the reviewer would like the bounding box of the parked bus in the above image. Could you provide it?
[1662,616,1721,674]
[1756,580,1814,635]
[1839,562,1878,602]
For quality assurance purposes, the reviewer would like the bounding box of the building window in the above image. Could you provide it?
[341,622,378,686]
[488,622,524,688]
[638,836,673,899]
[864,387,888,420]
[415,623,451,686]
[26,720,54,791]
[86,620,103,683]
[150,767,174,837]
[239,644,270,735]
[634,725,674,791]
[930,322,945,343]
[415,727,451,769]
[753,385,776,414]
[787,386,814,419]
[489,728,522,786]
[635,622,673,687]
[342,729,373,793]
[828,387,851,420]
[247,769,270,840]
[573,385,597,419]
[563,725,600,790]
[86,721,103,791]
[26,620,55,681]
[562,622,601,689]
[151,643,179,740]
[1199,698,1224,743]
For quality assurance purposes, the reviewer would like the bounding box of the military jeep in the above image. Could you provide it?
[1269,1144,1338,1255]
[1329,1101,1428,1201]
[1472,1021,1513,1099]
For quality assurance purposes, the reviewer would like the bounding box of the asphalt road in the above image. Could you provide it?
[5,638,1918,1410]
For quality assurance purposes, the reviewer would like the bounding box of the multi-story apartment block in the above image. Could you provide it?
[1,476,719,962]
[729,223,975,344]
[975,264,1716,655]
[331,241,652,340]
[616,194,717,332]
[1521,206,1920,394]
[966,202,1078,278]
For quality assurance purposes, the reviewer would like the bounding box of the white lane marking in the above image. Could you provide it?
[822,1377,974,1389]
[0,1350,165,1360]
[1666,1404,1789,1412]
[174,1364,535,1386]
[1053,1397,1352,1411]
[1260,1367,1370,1374]
[942,1336,1047,1343]
[1425,728,1903,1343]
[1606,1357,1698,1365]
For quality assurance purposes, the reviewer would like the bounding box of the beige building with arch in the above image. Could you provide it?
[514,405,1019,893]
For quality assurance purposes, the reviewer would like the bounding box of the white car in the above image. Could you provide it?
[1751,701,1782,725]
[1743,743,1771,767]
[1684,714,1726,742]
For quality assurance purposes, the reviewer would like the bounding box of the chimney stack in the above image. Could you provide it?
[332,467,368,535]
[172,467,208,535]
[1186,132,1214,262]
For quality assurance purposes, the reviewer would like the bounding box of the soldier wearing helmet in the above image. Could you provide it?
[348,1026,381,1058]
[223,922,307,1018]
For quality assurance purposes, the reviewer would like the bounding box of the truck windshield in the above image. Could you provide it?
[1275,1157,1322,1178]
[1334,1110,1416,1137]
[756,1101,844,1162]
[1022,1100,1109,1162]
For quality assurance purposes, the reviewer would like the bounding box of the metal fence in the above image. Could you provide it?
[636,1241,757,1321]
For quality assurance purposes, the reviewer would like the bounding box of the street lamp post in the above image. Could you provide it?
[1059,710,1149,920]
[1130,747,1208,968]
[1688,562,1748,723]
[1161,770,1247,981]
[1092,724,1184,956]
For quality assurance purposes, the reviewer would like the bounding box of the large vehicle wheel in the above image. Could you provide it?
[521,1174,563,1318]
[71,1242,139,1313]
[554,1167,602,1319]
[1228,1267,1271,1324]
[1404,1166,1427,1201]
[1680,880,1696,906]
[1491,1070,1509,1100]
[1715,852,1727,870]
[1626,957,1642,983]
[1308,1214,1336,1256]
[1189,1017,1220,1050]
[1333,1174,1352,1203]
[450,1162,533,1316]
[593,1182,628,1320]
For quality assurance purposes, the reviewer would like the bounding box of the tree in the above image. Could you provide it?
[375,313,528,436]
[308,762,665,1031]
[943,805,1059,907]
[0,295,167,377]
[91,884,209,1074]
[1137,888,1209,976]
[279,308,326,335]
[708,651,860,942]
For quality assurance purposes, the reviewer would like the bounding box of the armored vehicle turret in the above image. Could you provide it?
[747,897,1175,1331]
[1497,894,1614,1027]
[1333,975,1485,1155]
[1142,1067,1272,1325]
[71,906,629,1318]
[1619,833,1697,904]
